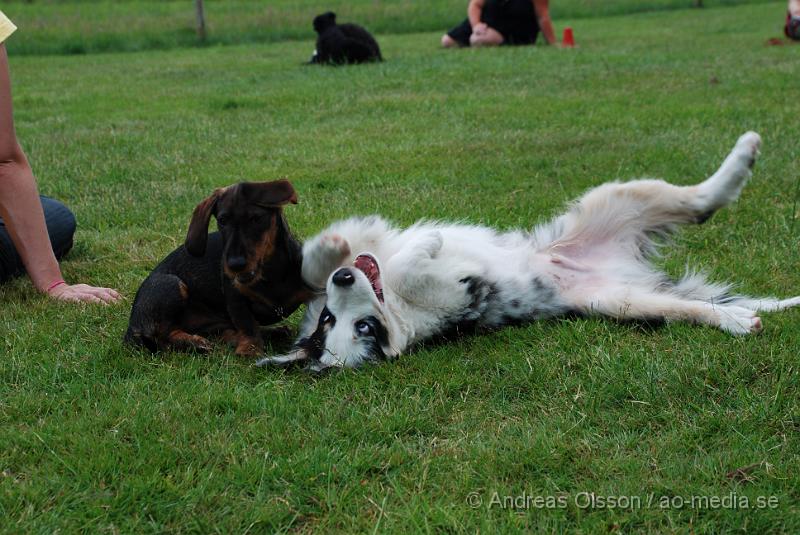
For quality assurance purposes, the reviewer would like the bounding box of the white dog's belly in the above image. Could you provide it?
[541,255,603,294]
[388,227,623,330]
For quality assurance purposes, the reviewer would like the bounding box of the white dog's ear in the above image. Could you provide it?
[255,349,308,368]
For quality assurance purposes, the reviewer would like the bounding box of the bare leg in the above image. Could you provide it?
[441,34,460,48]
[470,26,504,47]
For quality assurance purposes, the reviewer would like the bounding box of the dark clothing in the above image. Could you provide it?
[0,196,76,283]
[786,11,800,41]
[447,0,540,46]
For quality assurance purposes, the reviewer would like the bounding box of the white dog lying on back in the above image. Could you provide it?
[258,133,800,371]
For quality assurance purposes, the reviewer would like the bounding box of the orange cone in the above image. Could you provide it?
[562,27,575,48]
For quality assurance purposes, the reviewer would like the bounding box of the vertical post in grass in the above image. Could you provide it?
[195,0,207,42]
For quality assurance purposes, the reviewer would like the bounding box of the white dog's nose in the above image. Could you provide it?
[332,268,355,287]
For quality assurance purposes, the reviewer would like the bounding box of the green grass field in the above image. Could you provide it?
[2,1,800,533]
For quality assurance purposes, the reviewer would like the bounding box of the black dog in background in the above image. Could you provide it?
[308,11,382,65]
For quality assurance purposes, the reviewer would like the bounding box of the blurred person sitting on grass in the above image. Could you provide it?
[786,0,800,40]
[0,10,120,303]
[442,0,557,48]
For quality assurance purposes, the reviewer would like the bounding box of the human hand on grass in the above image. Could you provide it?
[472,22,488,36]
[47,281,121,304]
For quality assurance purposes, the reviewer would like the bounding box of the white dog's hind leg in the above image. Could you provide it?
[694,131,761,214]
[579,287,764,335]
[711,305,763,335]
[558,132,763,249]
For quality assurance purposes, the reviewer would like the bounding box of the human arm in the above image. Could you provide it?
[0,45,119,303]
[533,0,557,45]
[468,0,489,34]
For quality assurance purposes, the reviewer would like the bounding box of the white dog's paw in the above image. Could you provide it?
[302,233,352,289]
[318,233,351,260]
[734,131,761,169]
[422,231,444,258]
[717,305,762,335]
[305,233,351,265]
[702,132,762,208]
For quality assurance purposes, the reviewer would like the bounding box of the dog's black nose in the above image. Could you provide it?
[332,268,355,287]
[226,256,247,272]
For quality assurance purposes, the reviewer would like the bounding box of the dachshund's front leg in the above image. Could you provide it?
[224,285,264,357]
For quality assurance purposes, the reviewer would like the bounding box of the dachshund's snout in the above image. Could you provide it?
[332,268,355,287]
[226,255,247,273]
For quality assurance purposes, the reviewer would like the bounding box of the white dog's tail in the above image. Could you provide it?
[670,270,800,312]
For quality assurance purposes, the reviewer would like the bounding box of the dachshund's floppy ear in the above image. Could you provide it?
[249,179,298,207]
[185,188,223,257]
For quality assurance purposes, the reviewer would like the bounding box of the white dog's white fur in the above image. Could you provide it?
[258,132,800,371]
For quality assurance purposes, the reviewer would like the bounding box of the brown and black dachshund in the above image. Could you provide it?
[124,180,312,356]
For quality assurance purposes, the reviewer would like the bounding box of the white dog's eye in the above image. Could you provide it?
[322,313,332,324]
[355,321,373,336]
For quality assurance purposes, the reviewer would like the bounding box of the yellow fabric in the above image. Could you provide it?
[0,10,17,44]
